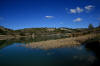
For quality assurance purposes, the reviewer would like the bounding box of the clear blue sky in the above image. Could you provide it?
[0,0,100,30]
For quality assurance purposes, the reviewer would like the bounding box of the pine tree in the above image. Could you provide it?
[88,24,94,29]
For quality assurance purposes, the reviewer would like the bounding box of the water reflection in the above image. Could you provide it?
[0,36,99,66]
[0,35,67,49]
[0,37,33,49]
[85,41,100,66]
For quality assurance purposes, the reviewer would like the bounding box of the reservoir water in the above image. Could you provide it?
[0,36,99,66]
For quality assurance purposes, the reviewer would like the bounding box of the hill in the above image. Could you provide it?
[0,26,100,40]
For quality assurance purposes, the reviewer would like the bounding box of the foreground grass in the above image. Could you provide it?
[22,33,100,49]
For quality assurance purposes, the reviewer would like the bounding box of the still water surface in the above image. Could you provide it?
[0,36,98,66]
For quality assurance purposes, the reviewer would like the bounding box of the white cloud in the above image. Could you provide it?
[76,7,84,13]
[67,5,95,14]
[45,16,54,19]
[69,7,83,14]
[70,9,77,14]
[85,5,95,11]
[73,18,82,22]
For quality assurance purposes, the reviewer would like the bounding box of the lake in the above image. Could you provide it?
[0,36,99,66]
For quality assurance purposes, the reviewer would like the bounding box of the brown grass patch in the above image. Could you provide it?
[23,33,100,49]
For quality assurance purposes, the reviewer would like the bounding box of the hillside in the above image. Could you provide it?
[0,26,100,40]
[0,26,79,35]
[0,26,14,35]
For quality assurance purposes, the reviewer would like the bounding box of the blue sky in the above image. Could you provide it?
[0,0,100,30]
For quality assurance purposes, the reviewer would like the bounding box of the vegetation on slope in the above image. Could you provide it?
[0,24,100,39]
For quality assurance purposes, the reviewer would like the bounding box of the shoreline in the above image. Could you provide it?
[23,33,100,49]
[0,35,31,40]
[1,33,100,49]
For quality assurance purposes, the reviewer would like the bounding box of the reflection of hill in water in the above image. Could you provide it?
[24,43,81,50]
[0,35,67,49]
[0,37,33,49]
[20,34,99,50]
[0,34,100,66]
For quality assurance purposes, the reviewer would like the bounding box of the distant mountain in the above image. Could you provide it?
[0,26,14,35]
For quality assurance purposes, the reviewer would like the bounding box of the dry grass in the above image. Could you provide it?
[23,33,100,49]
